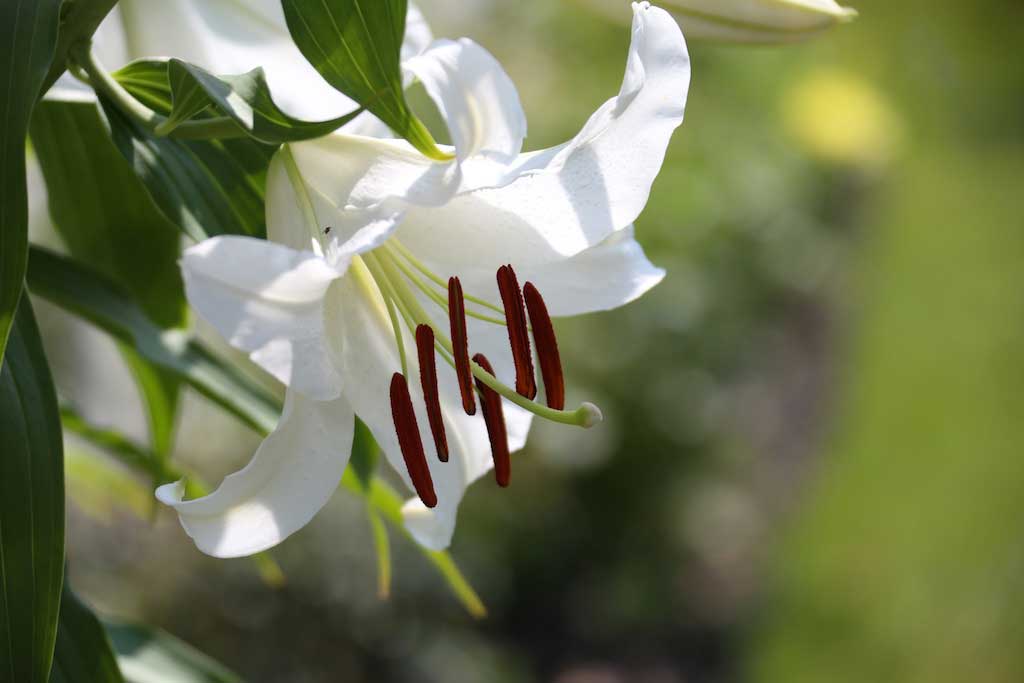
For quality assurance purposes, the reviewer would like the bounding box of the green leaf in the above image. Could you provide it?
[50,587,124,683]
[26,246,281,435]
[0,0,62,364]
[104,621,242,683]
[100,97,272,242]
[65,447,155,523]
[0,299,66,682]
[29,100,187,475]
[280,0,449,159]
[29,100,187,328]
[102,60,276,242]
[161,59,364,144]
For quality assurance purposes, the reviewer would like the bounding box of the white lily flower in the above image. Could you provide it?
[583,0,855,43]
[157,2,690,556]
[46,0,433,124]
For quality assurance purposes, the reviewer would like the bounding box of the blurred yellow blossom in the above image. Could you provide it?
[782,68,903,167]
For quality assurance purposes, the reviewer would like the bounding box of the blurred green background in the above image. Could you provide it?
[32,0,1024,680]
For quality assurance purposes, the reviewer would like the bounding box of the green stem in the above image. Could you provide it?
[71,43,245,140]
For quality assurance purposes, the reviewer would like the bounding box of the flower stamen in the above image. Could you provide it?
[496,265,537,400]
[390,372,437,508]
[448,276,477,416]
[472,354,510,488]
[523,282,565,410]
[416,324,449,462]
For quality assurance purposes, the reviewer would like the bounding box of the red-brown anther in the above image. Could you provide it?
[448,276,476,416]
[389,372,437,508]
[496,265,537,400]
[415,324,448,462]
[523,282,565,410]
[472,354,511,488]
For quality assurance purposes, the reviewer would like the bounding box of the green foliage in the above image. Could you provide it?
[281,0,449,159]
[41,0,119,95]
[105,621,242,683]
[161,59,364,143]
[29,100,186,328]
[51,587,124,683]
[106,60,276,241]
[30,99,188,480]
[0,300,65,683]
[26,246,281,435]
[0,0,61,364]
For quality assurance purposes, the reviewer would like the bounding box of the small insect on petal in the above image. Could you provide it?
[496,265,537,400]
[472,354,511,488]
[523,282,565,410]
[389,373,437,508]
[449,276,477,416]
[416,324,448,462]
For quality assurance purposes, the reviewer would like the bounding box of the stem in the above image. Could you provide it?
[71,43,245,140]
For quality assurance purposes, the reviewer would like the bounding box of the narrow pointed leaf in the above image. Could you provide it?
[26,246,280,435]
[0,0,62,364]
[105,60,276,241]
[30,100,186,475]
[281,0,449,159]
[104,621,241,683]
[163,59,364,143]
[50,587,124,683]
[0,299,65,682]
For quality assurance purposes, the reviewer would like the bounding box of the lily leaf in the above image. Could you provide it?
[51,587,124,683]
[26,246,280,435]
[280,0,448,159]
[161,59,364,144]
[105,621,241,683]
[0,0,61,364]
[107,60,275,242]
[0,299,65,681]
[30,99,187,481]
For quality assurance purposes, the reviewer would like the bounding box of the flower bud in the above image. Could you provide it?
[582,0,856,44]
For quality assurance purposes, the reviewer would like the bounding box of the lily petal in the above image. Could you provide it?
[156,389,355,558]
[181,235,344,400]
[398,3,690,261]
[404,38,527,162]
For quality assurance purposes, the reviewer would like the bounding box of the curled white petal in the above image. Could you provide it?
[156,390,354,558]
[181,235,345,400]
[404,38,526,162]
[395,3,690,269]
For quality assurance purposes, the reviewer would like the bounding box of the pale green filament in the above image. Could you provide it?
[380,246,508,327]
[387,240,507,316]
